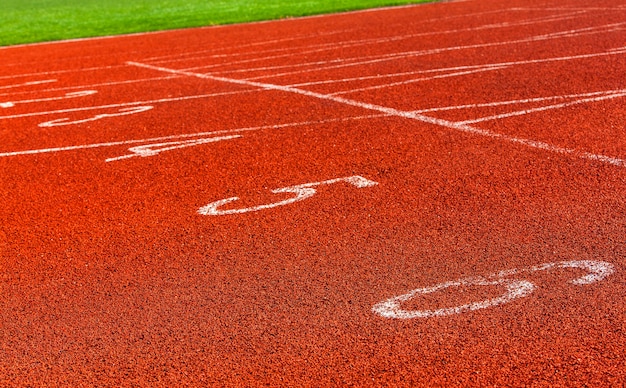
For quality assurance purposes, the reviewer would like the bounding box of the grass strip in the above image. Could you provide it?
[1,0,432,46]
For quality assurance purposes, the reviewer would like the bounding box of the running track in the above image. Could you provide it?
[1,0,625,385]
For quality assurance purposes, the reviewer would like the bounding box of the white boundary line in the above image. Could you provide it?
[458,92,626,125]
[0,75,180,98]
[292,47,626,89]
[0,89,259,120]
[411,90,626,113]
[232,23,625,81]
[142,8,544,63]
[0,65,125,81]
[0,114,386,159]
[0,79,57,90]
[126,61,626,168]
[0,90,97,108]
[152,10,589,67]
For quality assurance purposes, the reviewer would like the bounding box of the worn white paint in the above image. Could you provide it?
[105,135,242,162]
[127,61,626,168]
[237,23,625,81]
[198,176,378,215]
[0,76,179,98]
[163,10,588,69]
[373,278,535,319]
[0,79,57,90]
[457,91,626,124]
[287,47,626,88]
[0,90,257,121]
[0,114,384,160]
[373,260,615,319]
[0,90,96,108]
[38,105,153,127]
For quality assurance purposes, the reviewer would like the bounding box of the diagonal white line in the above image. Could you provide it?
[0,79,57,90]
[0,75,180,98]
[233,23,625,81]
[411,89,626,113]
[328,66,510,96]
[160,10,588,69]
[457,92,626,124]
[286,47,626,88]
[127,61,626,168]
[0,89,258,120]
[0,65,125,80]
[0,114,385,158]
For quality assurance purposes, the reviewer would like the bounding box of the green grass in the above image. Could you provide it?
[0,0,432,47]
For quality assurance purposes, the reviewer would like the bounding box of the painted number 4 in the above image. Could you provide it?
[198,175,377,216]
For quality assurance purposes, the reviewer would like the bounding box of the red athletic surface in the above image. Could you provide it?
[1,0,625,385]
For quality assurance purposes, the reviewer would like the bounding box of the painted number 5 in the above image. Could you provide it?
[198,175,378,216]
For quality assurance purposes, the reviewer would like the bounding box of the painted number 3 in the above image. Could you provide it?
[373,260,615,319]
[198,176,378,216]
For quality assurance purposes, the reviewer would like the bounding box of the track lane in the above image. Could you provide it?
[0,0,625,385]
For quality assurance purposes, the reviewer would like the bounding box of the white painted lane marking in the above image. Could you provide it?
[0,75,179,98]
[141,4,531,63]
[411,89,626,114]
[0,65,124,81]
[143,8,524,62]
[146,29,356,63]
[328,66,510,96]
[0,89,258,121]
[0,114,385,159]
[522,6,626,11]
[287,47,626,88]
[161,10,588,69]
[127,62,626,168]
[198,176,378,216]
[372,260,615,319]
[0,79,57,90]
[0,0,521,54]
[106,135,242,162]
[38,105,153,127]
[0,90,96,108]
[235,23,625,81]
[457,91,626,124]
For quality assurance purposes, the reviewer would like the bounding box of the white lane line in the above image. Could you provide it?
[141,4,518,63]
[0,90,97,108]
[0,79,57,90]
[235,23,625,81]
[39,105,153,127]
[287,47,626,88]
[127,61,626,168]
[105,135,242,162]
[156,10,588,68]
[0,75,180,98]
[522,6,626,11]
[144,29,355,63]
[0,89,258,121]
[328,66,510,96]
[457,91,626,125]
[0,65,125,81]
[411,90,626,113]
[0,114,385,159]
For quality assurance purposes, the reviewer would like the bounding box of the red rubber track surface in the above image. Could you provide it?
[1,0,625,385]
